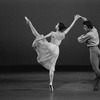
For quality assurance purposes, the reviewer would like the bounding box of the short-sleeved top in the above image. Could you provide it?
[78,27,99,47]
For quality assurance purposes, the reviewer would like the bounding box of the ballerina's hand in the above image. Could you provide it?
[74,14,82,20]
[25,16,31,24]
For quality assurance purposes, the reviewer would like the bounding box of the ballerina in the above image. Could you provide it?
[25,15,80,92]
[78,15,100,91]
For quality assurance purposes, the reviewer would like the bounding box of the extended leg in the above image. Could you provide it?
[49,70,54,92]
[25,16,40,37]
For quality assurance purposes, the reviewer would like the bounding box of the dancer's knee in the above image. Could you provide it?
[49,70,54,75]
[93,67,100,76]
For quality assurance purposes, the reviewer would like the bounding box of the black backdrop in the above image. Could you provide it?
[0,0,100,72]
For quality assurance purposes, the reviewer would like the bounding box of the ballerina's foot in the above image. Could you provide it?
[49,85,53,92]
[25,16,28,20]
[25,16,30,24]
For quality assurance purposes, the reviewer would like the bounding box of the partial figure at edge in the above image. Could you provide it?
[78,15,100,91]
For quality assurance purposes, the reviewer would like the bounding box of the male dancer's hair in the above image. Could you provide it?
[83,20,93,29]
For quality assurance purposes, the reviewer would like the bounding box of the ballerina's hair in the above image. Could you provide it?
[58,22,67,32]
[83,20,93,29]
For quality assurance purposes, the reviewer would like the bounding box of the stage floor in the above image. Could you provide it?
[0,72,100,100]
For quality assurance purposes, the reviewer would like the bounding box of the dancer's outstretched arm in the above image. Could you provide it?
[25,16,40,37]
[80,16,87,21]
[77,15,89,43]
[63,14,81,35]
[35,31,53,42]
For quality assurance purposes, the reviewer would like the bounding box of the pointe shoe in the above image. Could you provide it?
[25,16,28,21]
[49,85,53,92]
[25,16,30,24]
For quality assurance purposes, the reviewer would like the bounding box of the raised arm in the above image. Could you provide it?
[43,31,53,38]
[80,16,88,21]
[25,16,40,37]
[63,14,81,35]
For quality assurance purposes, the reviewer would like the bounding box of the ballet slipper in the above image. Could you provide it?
[25,16,30,24]
[49,85,53,92]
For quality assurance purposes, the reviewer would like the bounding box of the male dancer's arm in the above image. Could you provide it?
[78,33,92,43]
[35,31,53,42]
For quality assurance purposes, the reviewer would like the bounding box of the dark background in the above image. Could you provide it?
[0,0,100,72]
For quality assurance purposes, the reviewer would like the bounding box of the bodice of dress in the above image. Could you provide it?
[51,32,65,46]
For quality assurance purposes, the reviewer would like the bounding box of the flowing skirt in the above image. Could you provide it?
[32,35,59,71]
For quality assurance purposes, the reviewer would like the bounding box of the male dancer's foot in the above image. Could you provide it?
[93,76,100,91]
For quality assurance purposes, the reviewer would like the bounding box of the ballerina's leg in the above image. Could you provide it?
[49,69,54,92]
[25,16,40,38]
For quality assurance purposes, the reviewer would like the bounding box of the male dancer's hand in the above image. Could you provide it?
[74,14,82,20]
[74,14,87,21]
[81,16,87,21]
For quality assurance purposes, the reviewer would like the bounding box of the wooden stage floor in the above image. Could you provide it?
[0,72,100,100]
